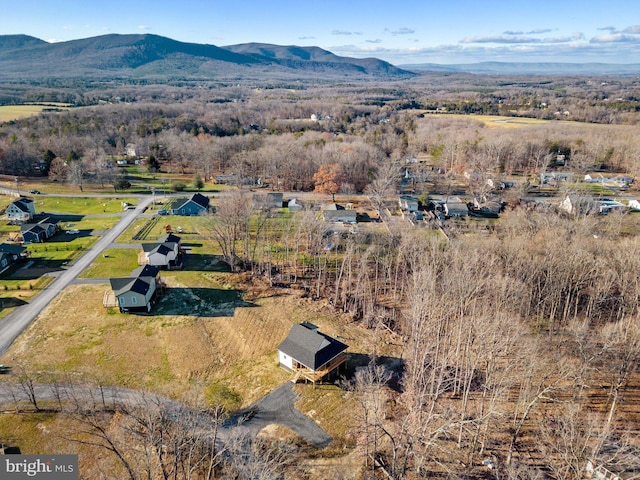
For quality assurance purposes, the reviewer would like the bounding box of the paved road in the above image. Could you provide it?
[0,197,154,355]
[227,382,333,448]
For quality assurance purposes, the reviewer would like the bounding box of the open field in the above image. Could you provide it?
[0,104,69,122]
[78,247,140,278]
[0,273,387,408]
[32,196,141,215]
[420,112,557,128]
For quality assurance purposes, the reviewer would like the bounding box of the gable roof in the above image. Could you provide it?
[141,243,175,255]
[9,197,34,212]
[170,193,209,211]
[278,323,348,370]
[109,276,155,296]
[157,233,181,244]
[20,222,55,235]
[189,193,210,208]
[130,264,161,278]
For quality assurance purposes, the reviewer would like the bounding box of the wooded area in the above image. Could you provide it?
[1,73,640,479]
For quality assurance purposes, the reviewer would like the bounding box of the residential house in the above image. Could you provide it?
[321,204,357,224]
[253,192,284,209]
[0,244,27,271]
[105,265,165,311]
[20,221,57,243]
[6,197,36,222]
[398,195,419,212]
[444,197,469,217]
[139,242,181,269]
[169,193,210,216]
[277,322,348,384]
[108,275,157,313]
[597,199,626,215]
[540,172,574,185]
[629,199,640,211]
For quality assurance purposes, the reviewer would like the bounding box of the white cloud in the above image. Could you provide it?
[391,27,414,35]
[366,38,382,44]
[590,33,640,43]
[622,25,640,34]
[138,25,151,31]
[331,30,362,36]
[462,33,584,45]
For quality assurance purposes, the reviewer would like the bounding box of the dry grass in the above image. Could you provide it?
[0,276,384,407]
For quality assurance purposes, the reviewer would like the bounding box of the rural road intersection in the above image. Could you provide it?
[0,194,333,447]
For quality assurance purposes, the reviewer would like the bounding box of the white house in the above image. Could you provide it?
[277,322,348,384]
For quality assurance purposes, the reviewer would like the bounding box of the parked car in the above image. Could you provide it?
[29,190,41,194]
[67,229,80,234]
[157,209,169,215]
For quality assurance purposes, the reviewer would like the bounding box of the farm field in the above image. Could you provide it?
[0,104,70,122]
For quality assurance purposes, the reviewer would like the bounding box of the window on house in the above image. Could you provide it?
[131,297,137,305]
[118,297,125,305]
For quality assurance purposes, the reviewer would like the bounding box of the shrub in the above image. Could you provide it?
[171,182,186,192]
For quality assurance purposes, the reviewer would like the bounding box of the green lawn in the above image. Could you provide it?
[35,196,141,215]
[80,248,140,278]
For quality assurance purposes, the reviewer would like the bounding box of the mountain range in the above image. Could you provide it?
[0,34,414,80]
[1,33,638,81]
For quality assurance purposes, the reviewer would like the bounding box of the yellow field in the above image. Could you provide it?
[421,112,585,129]
[0,104,70,122]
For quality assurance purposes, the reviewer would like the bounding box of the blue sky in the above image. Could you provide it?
[2,0,639,64]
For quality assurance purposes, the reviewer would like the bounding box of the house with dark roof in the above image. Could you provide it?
[169,193,210,216]
[20,221,57,243]
[0,243,27,272]
[105,264,165,311]
[108,276,157,313]
[277,322,348,384]
[6,197,36,222]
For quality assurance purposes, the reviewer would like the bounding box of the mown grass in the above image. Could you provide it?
[35,196,140,215]
[79,248,141,278]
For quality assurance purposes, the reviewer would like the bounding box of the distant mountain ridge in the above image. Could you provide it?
[401,61,640,75]
[0,33,414,80]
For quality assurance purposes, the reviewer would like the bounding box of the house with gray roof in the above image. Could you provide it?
[169,193,210,216]
[20,221,57,243]
[6,197,36,222]
[108,276,157,313]
[277,322,348,384]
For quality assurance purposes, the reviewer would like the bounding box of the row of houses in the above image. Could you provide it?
[105,234,183,313]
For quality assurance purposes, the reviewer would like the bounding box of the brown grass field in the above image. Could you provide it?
[0,104,70,122]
